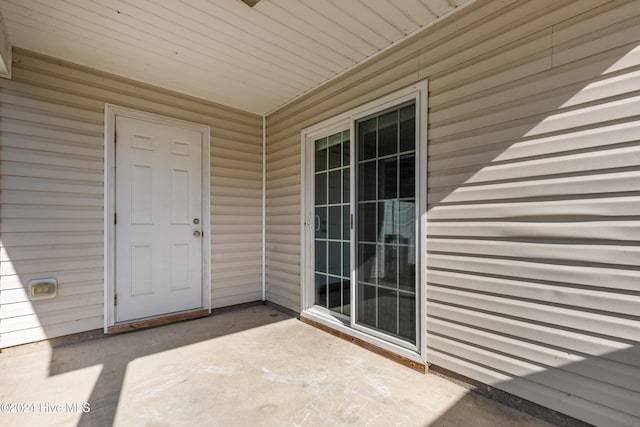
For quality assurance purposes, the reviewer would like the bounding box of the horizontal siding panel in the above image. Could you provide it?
[0,162,103,183]
[209,225,261,235]
[415,0,601,76]
[429,120,640,171]
[428,269,640,316]
[1,303,102,332]
[1,205,102,220]
[428,253,639,292]
[552,14,640,67]
[1,244,102,262]
[0,232,103,248]
[211,176,263,192]
[11,53,261,127]
[265,234,300,245]
[430,72,640,141]
[429,196,640,220]
[264,283,300,312]
[0,104,103,134]
[8,70,261,144]
[430,45,640,127]
[429,318,640,398]
[211,166,261,181]
[2,281,102,305]
[266,267,300,285]
[211,268,261,282]
[212,281,260,296]
[429,145,640,188]
[428,286,640,341]
[429,47,551,108]
[210,156,263,174]
[429,29,553,94]
[211,217,262,228]
[1,270,103,291]
[212,259,261,273]
[1,219,102,233]
[428,221,640,241]
[428,238,639,269]
[0,79,104,111]
[427,302,640,368]
[211,293,262,310]
[210,196,261,209]
[429,171,640,204]
[0,117,103,144]
[1,146,103,169]
[0,89,103,119]
[430,93,640,142]
[1,175,103,194]
[1,256,103,276]
[214,137,262,154]
[1,295,103,320]
[0,132,104,156]
[0,317,103,348]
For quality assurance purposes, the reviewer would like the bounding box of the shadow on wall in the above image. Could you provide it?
[429,344,640,426]
[422,21,640,427]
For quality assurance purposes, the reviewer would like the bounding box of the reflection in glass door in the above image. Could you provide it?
[356,102,417,344]
[314,130,350,315]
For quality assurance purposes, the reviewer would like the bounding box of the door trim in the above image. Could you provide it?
[103,104,211,332]
[299,80,428,363]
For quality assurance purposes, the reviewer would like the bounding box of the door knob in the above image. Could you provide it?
[193,230,202,237]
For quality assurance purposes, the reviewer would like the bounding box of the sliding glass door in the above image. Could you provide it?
[304,83,424,352]
[313,130,351,315]
[355,102,417,344]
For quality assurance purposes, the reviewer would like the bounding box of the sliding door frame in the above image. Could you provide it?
[300,80,428,363]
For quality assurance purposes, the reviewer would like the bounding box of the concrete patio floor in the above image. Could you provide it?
[0,304,552,427]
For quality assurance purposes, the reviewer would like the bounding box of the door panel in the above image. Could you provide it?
[115,116,203,322]
[313,130,351,315]
[355,102,417,344]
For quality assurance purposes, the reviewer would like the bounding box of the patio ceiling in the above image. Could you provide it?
[0,0,470,115]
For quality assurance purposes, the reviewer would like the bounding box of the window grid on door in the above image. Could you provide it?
[356,102,417,343]
[314,130,350,315]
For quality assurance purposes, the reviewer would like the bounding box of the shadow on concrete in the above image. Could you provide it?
[47,304,290,426]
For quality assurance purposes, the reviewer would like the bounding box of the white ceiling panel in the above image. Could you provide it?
[0,0,471,114]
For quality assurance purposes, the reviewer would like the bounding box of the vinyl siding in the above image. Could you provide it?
[265,0,640,425]
[0,49,263,348]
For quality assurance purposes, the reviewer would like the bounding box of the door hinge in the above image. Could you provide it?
[114,293,118,306]
[114,132,117,143]
[114,213,117,225]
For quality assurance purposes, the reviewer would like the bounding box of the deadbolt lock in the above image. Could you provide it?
[193,218,200,225]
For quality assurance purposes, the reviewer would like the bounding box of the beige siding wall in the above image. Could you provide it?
[0,49,263,348]
[265,0,640,425]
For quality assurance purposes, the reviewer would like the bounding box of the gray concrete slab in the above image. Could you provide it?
[0,305,552,427]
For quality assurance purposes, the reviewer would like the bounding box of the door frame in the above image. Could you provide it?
[300,80,428,363]
[103,104,211,331]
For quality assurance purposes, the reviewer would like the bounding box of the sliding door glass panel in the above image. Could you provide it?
[314,131,351,315]
[356,102,417,344]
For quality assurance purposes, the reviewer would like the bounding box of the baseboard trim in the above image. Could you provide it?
[108,308,209,334]
[299,315,426,373]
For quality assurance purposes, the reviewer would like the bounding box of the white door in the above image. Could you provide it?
[115,116,203,322]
